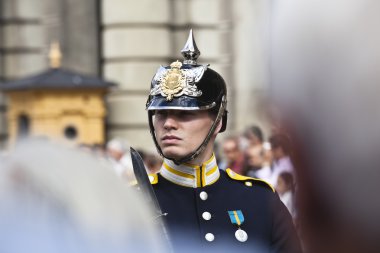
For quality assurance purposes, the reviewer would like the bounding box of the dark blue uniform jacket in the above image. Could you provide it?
[150,163,301,253]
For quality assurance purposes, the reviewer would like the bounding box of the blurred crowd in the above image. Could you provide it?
[77,138,163,182]
[217,126,297,218]
[0,139,166,253]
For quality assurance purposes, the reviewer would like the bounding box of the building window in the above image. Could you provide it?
[17,114,30,138]
[64,126,78,140]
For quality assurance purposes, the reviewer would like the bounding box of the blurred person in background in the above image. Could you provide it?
[244,125,273,168]
[220,135,245,173]
[142,30,301,253]
[78,143,107,159]
[276,172,296,218]
[0,139,166,253]
[244,125,264,148]
[268,134,294,187]
[92,143,107,158]
[271,0,380,252]
[144,152,163,174]
[106,138,134,181]
[243,145,272,182]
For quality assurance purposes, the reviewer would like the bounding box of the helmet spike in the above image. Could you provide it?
[181,29,201,65]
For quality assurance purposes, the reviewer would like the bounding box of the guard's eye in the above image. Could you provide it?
[154,111,167,117]
[180,111,197,117]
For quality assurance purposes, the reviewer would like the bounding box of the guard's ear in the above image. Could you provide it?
[219,111,228,133]
[214,119,223,135]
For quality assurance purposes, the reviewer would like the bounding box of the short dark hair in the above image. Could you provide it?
[278,172,295,192]
[269,134,292,155]
[244,125,264,143]
[279,172,293,185]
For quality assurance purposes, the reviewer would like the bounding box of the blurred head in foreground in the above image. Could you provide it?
[271,0,380,252]
[0,139,165,253]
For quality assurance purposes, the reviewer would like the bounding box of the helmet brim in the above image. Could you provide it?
[146,95,216,111]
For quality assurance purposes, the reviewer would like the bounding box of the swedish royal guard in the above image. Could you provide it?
[137,30,301,253]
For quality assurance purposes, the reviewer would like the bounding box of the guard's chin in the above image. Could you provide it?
[161,146,184,161]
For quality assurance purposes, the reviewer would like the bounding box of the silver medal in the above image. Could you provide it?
[235,228,248,242]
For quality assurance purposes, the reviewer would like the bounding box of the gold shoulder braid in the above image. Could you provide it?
[226,168,275,192]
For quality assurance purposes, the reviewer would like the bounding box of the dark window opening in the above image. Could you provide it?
[17,115,30,138]
[64,126,78,140]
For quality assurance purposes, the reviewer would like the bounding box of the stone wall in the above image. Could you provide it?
[102,0,235,151]
[0,0,272,150]
[0,0,100,148]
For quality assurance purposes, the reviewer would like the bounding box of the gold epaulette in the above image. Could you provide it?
[148,173,159,185]
[226,168,275,192]
[129,173,159,186]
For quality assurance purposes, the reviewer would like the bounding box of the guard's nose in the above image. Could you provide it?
[163,113,178,130]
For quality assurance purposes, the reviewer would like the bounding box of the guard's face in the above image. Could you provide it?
[153,110,214,161]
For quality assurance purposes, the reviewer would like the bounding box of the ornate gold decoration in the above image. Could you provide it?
[160,61,186,101]
[49,41,62,69]
[150,60,206,101]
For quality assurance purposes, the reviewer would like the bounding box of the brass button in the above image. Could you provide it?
[245,181,253,187]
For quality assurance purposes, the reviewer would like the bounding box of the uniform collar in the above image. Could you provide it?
[160,154,220,188]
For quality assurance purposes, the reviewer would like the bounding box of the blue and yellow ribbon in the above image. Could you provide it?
[228,210,245,226]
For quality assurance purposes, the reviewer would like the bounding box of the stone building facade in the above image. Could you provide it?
[0,0,271,151]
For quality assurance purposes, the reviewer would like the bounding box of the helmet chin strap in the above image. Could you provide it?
[148,97,227,165]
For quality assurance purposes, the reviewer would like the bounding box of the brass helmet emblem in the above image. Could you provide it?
[150,61,206,101]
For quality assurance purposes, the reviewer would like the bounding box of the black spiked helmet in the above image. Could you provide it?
[146,29,228,164]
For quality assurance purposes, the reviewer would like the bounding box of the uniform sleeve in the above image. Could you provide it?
[270,193,302,253]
